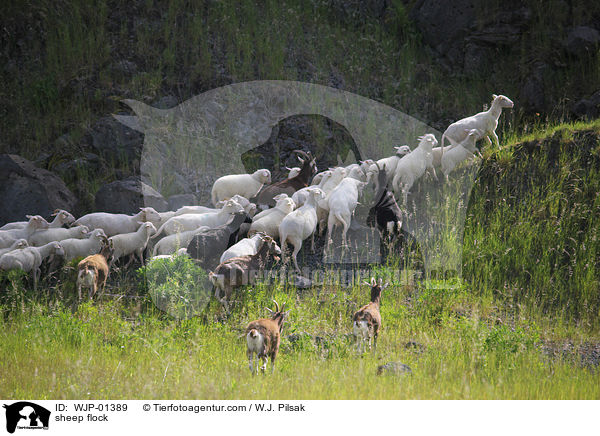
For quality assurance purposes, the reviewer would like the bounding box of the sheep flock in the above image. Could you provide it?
[0,94,513,370]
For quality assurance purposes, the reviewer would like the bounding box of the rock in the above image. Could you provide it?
[463,42,491,74]
[167,194,197,211]
[376,361,412,376]
[82,116,144,169]
[0,154,77,226]
[111,59,138,75]
[153,95,179,109]
[564,26,600,56]
[293,274,313,289]
[53,153,103,183]
[94,177,168,214]
[405,341,426,353]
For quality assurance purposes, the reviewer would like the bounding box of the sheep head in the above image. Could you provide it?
[492,94,514,108]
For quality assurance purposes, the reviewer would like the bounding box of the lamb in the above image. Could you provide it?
[326,177,367,248]
[441,129,481,181]
[108,222,157,267]
[211,169,271,206]
[0,242,64,290]
[353,277,388,353]
[220,232,268,264]
[0,239,28,258]
[209,235,281,307]
[76,238,112,300]
[28,225,89,247]
[431,145,453,168]
[151,226,210,256]
[186,211,249,270]
[391,134,438,204]
[59,229,109,263]
[248,196,295,239]
[252,150,317,209]
[246,300,290,374]
[0,209,74,231]
[279,187,326,272]
[441,94,514,153]
[152,200,244,238]
[0,215,50,249]
[73,207,161,238]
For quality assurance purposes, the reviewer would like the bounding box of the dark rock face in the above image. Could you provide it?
[572,91,600,119]
[82,116,144,170]
[167,194,197,210]
[564,26,600,56]
[94,177,168,214]
[0,154,77,225]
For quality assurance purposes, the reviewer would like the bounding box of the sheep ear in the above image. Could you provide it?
[492,94,498,99]
[382,282,389,290]
[371,277,376,286]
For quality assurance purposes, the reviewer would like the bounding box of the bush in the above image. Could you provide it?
[137,256,212,319]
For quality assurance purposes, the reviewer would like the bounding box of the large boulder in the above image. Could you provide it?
[82,116,144,169]
[0,154,77,225]
[94,177,168,214]
[564,26,600,56]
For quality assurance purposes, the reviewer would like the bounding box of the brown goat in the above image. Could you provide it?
[209,236,281,308]
[353,277,388,353]
[252,150,317,208]
[246,300,290,374]
[76,237,112,300]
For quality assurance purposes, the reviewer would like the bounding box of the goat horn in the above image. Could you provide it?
[293,150,309,159]
[280,302,286,312]
[272,299,280,312]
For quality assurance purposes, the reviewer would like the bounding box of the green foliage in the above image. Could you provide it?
[138,255,212,319]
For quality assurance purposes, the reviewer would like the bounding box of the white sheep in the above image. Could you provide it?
[279,187,326,272]
[316,167,347,234]
[151,226,210,256]
[285,166,301,179]
[175,195,256,217]
[0,239,28,258]
[211,169,271,206]
[0,215,50,249]
[326,178,367,248]
[28,225,89,247]
[0,209,74,231]
[310,170,331,187]
[248,196,295,239]
[148,248,189,264]
[366,146,411,190]
[0,241,64,290]
[392,134,438,204]
[59,229,108,262]
[73,207,161,237]
[109,222,157,267]
[153,200,244,238]
[220,233,267,264]
[441,94,514,153]
[441,129,481,180]
[252,194,292,221]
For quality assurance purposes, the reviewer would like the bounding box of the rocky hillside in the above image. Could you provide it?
[0,0,599,219]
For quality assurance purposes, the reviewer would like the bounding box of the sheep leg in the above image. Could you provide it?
[485,135,492,147]
[260,355,268,373]
[77,282,83,301]
[291,242,302,273]
[89,281,97,300]
[247,350,254,374]
[491,131,499,147]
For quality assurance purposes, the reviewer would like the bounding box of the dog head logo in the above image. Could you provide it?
[117,80,482,315]
[3,402,50,433]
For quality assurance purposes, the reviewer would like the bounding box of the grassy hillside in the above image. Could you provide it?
[2,0,599,163]
[0,122,599,399]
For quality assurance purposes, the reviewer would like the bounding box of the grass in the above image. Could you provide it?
[0,280,598,400]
